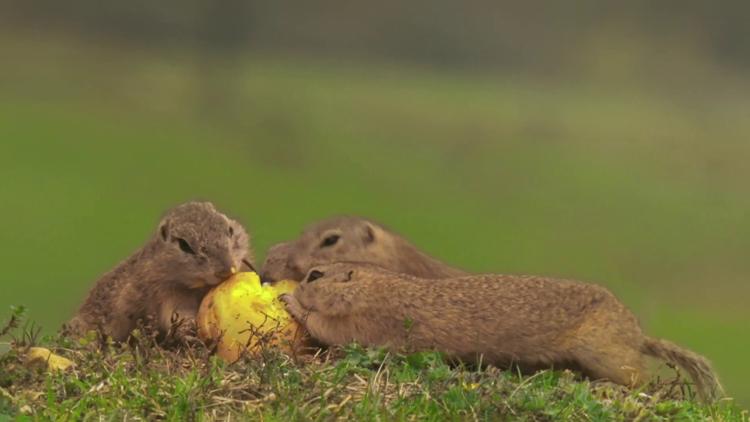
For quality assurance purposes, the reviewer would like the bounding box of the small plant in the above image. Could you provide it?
[0,306,26,339]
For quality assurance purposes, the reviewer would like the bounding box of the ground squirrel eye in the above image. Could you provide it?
[320,235,340,248]
[176,238,196,255]
[306,270,324,282]
[229,226,234,237]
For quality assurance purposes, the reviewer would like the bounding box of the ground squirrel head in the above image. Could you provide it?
[262,217,387,282]
[155,201,253,288]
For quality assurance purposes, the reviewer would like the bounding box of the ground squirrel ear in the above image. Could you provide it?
[362,223,376,244]
[160,222,170,242]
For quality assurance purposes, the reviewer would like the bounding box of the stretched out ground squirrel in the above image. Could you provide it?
[281,262,723,401]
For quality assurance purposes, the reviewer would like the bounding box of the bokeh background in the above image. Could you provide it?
[1,0,748,406]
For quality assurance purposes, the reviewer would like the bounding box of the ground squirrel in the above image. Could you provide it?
[67,201,255,342]
[280,263,723,401]
[261,216,466,282]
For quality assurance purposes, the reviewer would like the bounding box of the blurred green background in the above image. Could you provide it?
[1,0,748,406]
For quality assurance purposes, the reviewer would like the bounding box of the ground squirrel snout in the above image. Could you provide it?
[67,201,255,342]
[261,216,466,282]
[282,262,723,401]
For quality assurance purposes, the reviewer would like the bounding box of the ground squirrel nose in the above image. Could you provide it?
[214,267,236,281]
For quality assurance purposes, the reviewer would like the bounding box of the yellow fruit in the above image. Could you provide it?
[25,347,76,372]
[196,272,304,361]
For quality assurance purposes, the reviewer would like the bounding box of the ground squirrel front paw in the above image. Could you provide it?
[279,294,308,323]
[163,314,200,347]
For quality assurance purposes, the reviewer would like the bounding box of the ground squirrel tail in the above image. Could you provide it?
[642,337,723,401]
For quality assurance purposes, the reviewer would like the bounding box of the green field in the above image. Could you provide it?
[1,37,749,407]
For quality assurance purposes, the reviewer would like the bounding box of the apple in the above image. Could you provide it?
[196,272,305,361]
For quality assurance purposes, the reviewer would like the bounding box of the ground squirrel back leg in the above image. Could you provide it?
[571,343,646,386]
[570,319,648,386]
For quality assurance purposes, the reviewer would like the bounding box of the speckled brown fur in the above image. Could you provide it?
[67,202,254,341]
[261,216,466,282]
[281,263,723,401]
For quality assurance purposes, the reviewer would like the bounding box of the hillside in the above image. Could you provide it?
[1,307,747,420]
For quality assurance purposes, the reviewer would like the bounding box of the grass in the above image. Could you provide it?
[1,307,747,421]
[0,33,749,407]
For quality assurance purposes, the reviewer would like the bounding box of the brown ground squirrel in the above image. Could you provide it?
[280,263,722,401]
[261,216,466,282]
[67,201,255,342]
